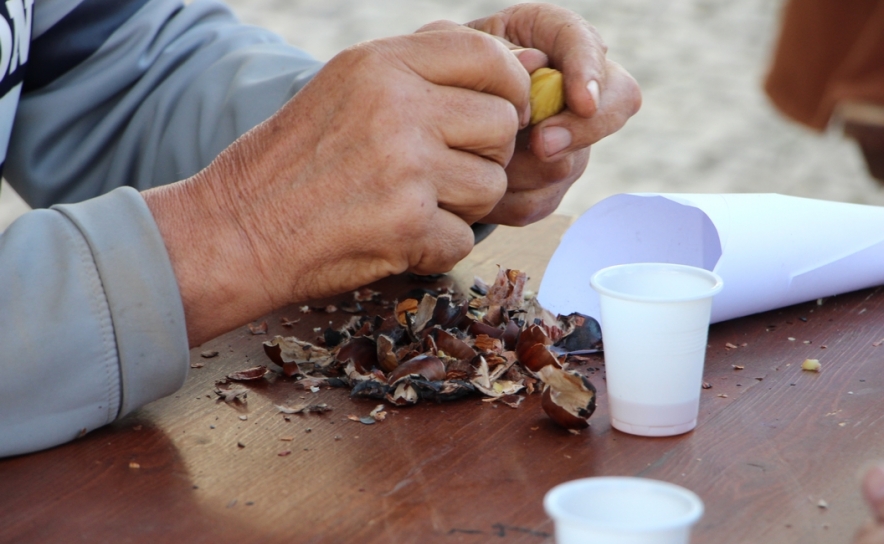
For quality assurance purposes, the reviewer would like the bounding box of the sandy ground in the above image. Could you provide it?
[2,0,880,230]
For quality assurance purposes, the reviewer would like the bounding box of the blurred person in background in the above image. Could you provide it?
[857,464,884,544]
[766,0,884,180]
[767,4,884,539]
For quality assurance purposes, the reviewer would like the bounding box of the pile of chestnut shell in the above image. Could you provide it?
[263,269,602,430]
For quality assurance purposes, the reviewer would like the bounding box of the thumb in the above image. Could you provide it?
[863,463,884,521]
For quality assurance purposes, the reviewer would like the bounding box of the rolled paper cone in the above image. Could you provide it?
[539,193,884,323]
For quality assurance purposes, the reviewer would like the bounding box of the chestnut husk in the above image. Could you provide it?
[432,294,468,330]
[409,293,438,334]
[387,354,446,383]
[263,336,334,377]
[539,366,597,430]
[475,267,527,308]
[262,268,601,419]
[386,380,420,406]
[227,365,269,382]
[434,329,477,363]
[552,313,603,354]
[416,379,476,402]
[376,334,400,373]
[351,380,390,400]
[336,336,378,374]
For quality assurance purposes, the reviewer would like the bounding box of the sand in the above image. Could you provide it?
[2,0,880,230]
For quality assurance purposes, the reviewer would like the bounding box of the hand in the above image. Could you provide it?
[444,4,642,226]
[493,59,641,225]
[856,463,884,544]
[143,28,532,345]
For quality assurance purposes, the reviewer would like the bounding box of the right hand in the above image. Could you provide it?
[144,28,534,345]
[417,10,642,228]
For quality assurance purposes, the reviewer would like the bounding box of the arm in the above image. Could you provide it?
[0,0,318,456]
[0,187,186,457]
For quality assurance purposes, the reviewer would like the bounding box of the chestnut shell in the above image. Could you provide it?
[539,367,597,430]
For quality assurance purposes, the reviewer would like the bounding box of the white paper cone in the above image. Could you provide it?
[539,193,884,323]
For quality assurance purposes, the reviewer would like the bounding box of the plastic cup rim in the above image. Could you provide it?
[590,262,723,303]
[544,476,704,533]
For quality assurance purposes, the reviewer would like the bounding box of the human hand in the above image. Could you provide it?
[427,4,642,226]
[144,28,533,345]
[856,463,884,544]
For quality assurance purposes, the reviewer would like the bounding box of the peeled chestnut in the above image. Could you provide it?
[530,67,565,124]
[539,366,597,430]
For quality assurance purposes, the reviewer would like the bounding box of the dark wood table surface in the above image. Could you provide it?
[3,214,884,544]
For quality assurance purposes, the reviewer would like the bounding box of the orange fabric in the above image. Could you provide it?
[765,0,884,130]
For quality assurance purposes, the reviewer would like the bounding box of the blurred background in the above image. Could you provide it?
[1,0,880,230]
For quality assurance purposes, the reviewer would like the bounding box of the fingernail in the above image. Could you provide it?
[521,105,531,127]
[868,465,884,503]
[542,126,572,156]
[587,79,600,111]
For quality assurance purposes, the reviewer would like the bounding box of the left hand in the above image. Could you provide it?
[418,4,642,226]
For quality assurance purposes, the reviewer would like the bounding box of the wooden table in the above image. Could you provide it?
[3,214,884,544]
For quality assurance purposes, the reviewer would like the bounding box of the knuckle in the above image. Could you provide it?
[414,227,474,274]
[446,229,476,266]
[543,157,574,183]
[417,19,458,32]
[488,101,521,150]
[403,144,429,171]
[464,30,505,58]
[462,166,507,219]
[481,166,509,202]
[334,41,380,72]
[582,21,608,54]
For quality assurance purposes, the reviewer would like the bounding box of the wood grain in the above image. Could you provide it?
[2,214,883,544]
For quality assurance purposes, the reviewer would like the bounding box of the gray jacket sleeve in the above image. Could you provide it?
[6,0,323,206]
[0,187,187,457]
[0,0,323,456]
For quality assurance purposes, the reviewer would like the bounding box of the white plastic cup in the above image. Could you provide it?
[544,477,704,544]
[590,263,723,436]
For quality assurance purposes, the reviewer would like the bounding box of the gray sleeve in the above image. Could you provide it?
[6,0,322,208]
[0,187,188,457]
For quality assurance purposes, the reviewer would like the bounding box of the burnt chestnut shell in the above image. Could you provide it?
[539,366,597,430]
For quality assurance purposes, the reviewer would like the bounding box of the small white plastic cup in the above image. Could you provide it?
[544,477,704,544]
[590,263,723,436]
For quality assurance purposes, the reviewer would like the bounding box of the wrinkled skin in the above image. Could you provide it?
[855,464,884,544]
[143,4,642,346]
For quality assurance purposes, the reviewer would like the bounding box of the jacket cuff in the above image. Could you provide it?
[53,186,189,418]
